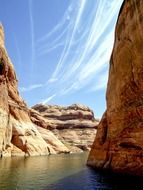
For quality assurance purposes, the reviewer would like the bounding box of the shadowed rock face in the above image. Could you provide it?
[31,104,99,153]
[0,25,69,157]
[87,0,143,176]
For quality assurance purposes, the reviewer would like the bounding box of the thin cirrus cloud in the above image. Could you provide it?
[20,84,44,92]
[20,0,123,104]
[28,0,35,67]
[41,94,56,104]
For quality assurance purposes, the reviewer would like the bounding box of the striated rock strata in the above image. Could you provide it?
[31,104,99,153]
[87,0,143,176]
[0,24,69,157]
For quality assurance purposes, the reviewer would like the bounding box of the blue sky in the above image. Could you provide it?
[0,0,123,118]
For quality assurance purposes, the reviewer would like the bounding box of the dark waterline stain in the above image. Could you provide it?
[0,153,143,190]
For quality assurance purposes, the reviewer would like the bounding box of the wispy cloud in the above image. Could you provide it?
[48,78,58,83]
[20,84,43,92]
[89,70,109,92]
[29,0,35,66]
[41,94,56,104]
[25,0,123,102]
[13,33,22,68]
[51,0,87,79]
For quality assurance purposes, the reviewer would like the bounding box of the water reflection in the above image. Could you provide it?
[0,153,143,190]
[46,167,143,190]
[0,153,88,190]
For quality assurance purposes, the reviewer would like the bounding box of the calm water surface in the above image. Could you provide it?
[0,152,143,190]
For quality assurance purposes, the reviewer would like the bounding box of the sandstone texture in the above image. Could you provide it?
[31,104,99,153]
[87,0,143,176]
[0,24,69,157]
[0,24,98,157]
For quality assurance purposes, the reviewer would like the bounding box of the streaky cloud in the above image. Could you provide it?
[89,70,109,92]
[13,33,22,68]
[20,84,44,92]
[27,0,123,101]
[51,0,87,79]
[41,94,56,104]
[37,23,70,53]
[29,0,35,66]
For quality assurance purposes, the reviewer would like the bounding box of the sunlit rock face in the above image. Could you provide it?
[87,0,143,176]
[0,24,4,47]
[0,25,69,157]
[31,104,99,153]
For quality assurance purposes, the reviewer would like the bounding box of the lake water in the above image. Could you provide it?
[0,152,143,190]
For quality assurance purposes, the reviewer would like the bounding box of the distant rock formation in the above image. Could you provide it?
[87,0,143,176]
[31,104,99,153]
[0,24,69,157]
[0,24,98,157]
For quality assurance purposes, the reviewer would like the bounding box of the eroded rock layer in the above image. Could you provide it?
[87,0,143,176]
[0,25,69,157]
[31,104,99,152]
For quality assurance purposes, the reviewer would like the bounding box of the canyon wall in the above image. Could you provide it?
[31,104,99,153]
[0,24,97,156]
[0,24,69,157]
[87,0,143,176]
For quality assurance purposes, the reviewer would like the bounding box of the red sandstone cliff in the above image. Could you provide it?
[87,0,143,176]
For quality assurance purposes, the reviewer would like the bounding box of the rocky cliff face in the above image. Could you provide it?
[87,0,143,176]
[31,104,99,153]
[0,24,69,157]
